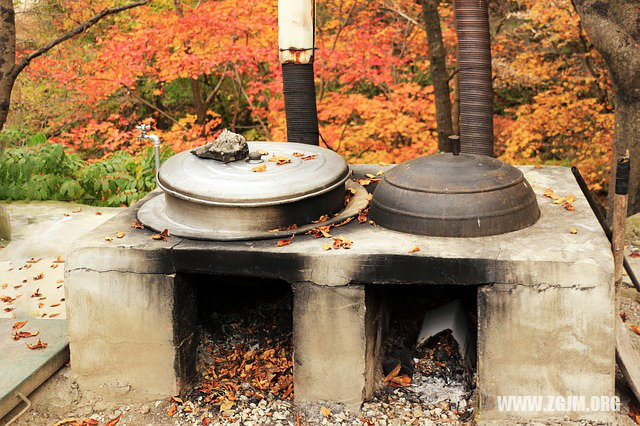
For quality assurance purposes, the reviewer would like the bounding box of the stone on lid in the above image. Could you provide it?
[191,129,249,162]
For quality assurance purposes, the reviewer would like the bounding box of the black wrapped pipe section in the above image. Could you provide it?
[616,157,630,195]
[282,62,319,145]
[455,0,494,157]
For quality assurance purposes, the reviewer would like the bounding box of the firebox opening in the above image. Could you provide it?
[379,284,477,421]
[190,274,294,407]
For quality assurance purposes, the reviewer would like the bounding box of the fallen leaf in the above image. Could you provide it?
[56,279,64,283]
[131,219,144,229]
[391,374,412,387]
[366,193,373,201]
[376,170,385,176]
[277,235,294,247]
[543,188,555,198]
[104,237,113,242]
[50,303,61,307]
[333,235,352,249]
[72,208,82,213]
[358,208,369,223]
[267,224,298,232]
[38,302,44,308]
[31,289,42,298]
[34,273,44,280]
[220,400,234,411]
[27,258,41,264]
[356,178,372,186]
[257,149,269,155]
[378,161,390,166]
[202,417,211,425]
[621,312,627,322]
[251,164,267,173]
[96,211,102,215]
[13,321,27,330]
[106,414,122,426]
[51,264,59,269]
[63,213,70,217]
[14,285,22,289]
[292,152,305,157]
[171,396,183,404]
[301,154,318,161]
[4,307,13,312]
[630,325,640,335]
[384,363,401,384]
[534,165,546,169]
[565,194,575,203]
[308,225,332,238]
[408,246,421,253]
[322,243,332,251]
[335,217,353,227]
[1,283,6,289]
[312,214,329,224]
[167,403,177,417]
[152,229,170,241]
[563,202,575,211]
[27,338,48,349]
[50,313,60,318]
[365,173,377,178]
[268,155,291,165]
[569,227,578,234]
[82,418,99,426]
[553,196,566,204]
[115,232,125,238]
[631,252,640,258]
[13,331,39,340]
[321,406,331,417]
[53,256,65,263]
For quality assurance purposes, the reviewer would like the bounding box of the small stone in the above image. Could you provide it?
[191,129,249,163]
[412,408,423,417]
[140,404,150,414]
[113,410,122,417]
[125,405,131,411]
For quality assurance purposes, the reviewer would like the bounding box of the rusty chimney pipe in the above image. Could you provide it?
[455,0,494,157]
[278,0,319,145]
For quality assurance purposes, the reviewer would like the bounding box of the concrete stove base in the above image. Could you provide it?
[64,165,614,423]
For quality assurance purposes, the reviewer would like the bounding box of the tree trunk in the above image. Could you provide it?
[608,97,640,217]
[174,0,206,124]
[573,0,640,216]
[420,0,454,152]
[0,0,16,131]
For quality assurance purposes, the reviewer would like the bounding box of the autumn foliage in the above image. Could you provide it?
[12,0,613,195]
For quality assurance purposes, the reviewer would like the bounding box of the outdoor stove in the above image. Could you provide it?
[61,0,616,423]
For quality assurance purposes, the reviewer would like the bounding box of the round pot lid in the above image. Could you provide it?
[384,152,523,194]
[369,152,540,237]
[157,141,349,207]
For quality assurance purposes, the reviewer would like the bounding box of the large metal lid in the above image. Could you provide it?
[369,152,540,237]
[157,141,349,207]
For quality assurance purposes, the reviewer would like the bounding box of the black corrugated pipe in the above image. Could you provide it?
[278,1,319,146]
[282,62,319,145]
[454,0,494,157]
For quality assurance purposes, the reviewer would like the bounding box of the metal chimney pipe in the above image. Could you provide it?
[278,0,319,145]
[454,0,494,157]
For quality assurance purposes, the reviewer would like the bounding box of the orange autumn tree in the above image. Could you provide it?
[492,0,614,193]
[17,0,615,198]
[24,0,446,162]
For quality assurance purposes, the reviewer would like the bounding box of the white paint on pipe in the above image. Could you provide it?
[278,0,315,64]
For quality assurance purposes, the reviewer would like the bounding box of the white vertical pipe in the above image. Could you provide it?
[278,0,315,64]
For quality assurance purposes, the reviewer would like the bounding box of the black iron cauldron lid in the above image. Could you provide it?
[369,152,540,237]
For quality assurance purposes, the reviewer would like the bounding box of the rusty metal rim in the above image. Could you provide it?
[137,180,369,241]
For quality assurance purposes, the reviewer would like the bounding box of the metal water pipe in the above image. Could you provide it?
[278,0,319,145]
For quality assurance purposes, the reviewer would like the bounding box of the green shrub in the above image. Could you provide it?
[0,141,173,206]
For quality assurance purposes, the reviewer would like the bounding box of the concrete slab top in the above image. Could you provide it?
[66,165,613,288]
[0,318,69,419]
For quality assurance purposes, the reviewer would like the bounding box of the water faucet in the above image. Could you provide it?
[136,124,161,175]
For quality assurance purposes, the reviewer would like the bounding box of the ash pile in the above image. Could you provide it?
[368,287,476,425]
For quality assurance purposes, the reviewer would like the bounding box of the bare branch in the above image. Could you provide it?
[231,66,272,140]
[13,0,150,76]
